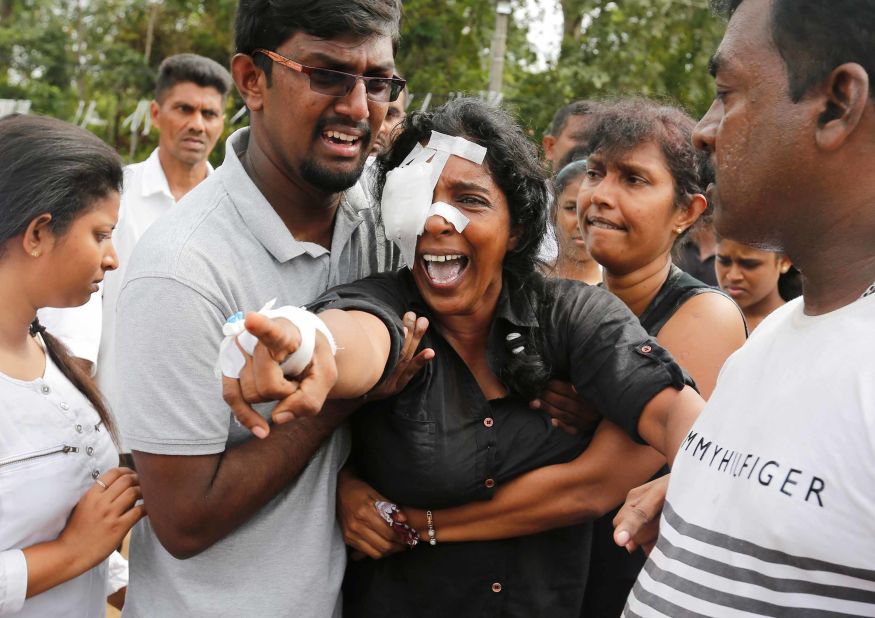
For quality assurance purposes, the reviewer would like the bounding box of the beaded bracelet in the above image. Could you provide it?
[426,510,438,546]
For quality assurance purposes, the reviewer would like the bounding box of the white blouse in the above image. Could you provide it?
[0,342,124,616]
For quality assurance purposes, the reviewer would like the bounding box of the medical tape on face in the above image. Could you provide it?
[217,299,337,379]
[381,130,487,267]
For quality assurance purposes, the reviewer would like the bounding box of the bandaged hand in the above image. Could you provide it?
[221,312,339,439]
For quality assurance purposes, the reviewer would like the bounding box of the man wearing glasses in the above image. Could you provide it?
[113,1,404,615]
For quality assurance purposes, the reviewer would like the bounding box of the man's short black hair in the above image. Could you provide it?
[235,0,402,81]
[547,100,600,137]
[713,0,875,101]
[155,53,233,102]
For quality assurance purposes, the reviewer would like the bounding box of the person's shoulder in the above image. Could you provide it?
[666,289,747,338]
[125,177,236,278]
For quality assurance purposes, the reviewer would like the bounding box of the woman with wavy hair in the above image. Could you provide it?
[0,115,144,616]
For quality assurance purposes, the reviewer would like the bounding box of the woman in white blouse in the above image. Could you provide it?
[0,115,144,616]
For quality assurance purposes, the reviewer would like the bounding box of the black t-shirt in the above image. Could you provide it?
[309,268,689,618]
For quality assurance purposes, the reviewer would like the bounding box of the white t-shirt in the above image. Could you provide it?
[626,293,875,616]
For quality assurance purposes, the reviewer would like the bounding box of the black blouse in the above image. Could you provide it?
[309,269,689,618]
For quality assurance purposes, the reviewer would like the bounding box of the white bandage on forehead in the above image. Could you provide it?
[381,130,488,267]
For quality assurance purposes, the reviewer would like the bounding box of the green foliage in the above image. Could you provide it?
[0,0,727,158]
[509,0,726,139]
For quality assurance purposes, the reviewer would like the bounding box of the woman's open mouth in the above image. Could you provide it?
[421,253,469,286]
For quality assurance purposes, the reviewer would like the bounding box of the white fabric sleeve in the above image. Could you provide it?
[37,289,103,366]
[105,551,128,596]
[0,549,28,615]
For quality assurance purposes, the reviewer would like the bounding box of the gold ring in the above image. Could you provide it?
[95,479,108,489]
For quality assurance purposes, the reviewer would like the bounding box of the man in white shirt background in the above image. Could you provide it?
[40,53,231,386]
[97,53,231,404]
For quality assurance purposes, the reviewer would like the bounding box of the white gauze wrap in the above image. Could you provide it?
[381,130,488,267]
[217,299,337,379]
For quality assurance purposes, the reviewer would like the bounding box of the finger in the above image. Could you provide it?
[395,348,434,385]
[223,375,270,438]
[110,485,143,514]
[234,338,266,405]
[544,378,577,398]
[93,467,133,493]
[118,504,147,529]
[273,341,336,419]
[103,471,138,502]
[550,418,579,436]
[251,337,299,401]
[243,313,301,360]
[398,313,417,360]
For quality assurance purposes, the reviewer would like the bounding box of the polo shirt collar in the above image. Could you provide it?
[139,147,214,201]
[219,128,365,263]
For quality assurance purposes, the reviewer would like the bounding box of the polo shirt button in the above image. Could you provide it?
[75,424,83,433]
[60,402,70,410]
[484,478,495,488]
[483,417,494,428]
[40,384,51,395]
[91,469,100,479]
[86,446,95,456]
[491,582,502,593]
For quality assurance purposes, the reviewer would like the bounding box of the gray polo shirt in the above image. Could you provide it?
[114,128,398,617]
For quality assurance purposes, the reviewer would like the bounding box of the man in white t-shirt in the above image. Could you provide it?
[615,1,875,615]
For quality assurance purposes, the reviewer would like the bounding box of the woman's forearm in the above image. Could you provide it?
[407,421,664,542]
[21,540,90,599]
[637,385,704,466]
[317,309,392,398]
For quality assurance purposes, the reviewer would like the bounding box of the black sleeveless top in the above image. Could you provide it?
[582,266,745,617]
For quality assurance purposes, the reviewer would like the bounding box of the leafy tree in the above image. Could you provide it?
[509,0,726,139]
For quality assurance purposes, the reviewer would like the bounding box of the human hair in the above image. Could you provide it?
[375,97,551,399]
[550,159,588,222]
[547,99,600,137]
[235,0,402,82]
[713,0,875,101]
[556,142,594,171]
[0,114,122,443]
[584,98,713,239]
[155,53,233,102]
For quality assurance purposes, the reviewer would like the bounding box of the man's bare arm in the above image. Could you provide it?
[133,399,356,559]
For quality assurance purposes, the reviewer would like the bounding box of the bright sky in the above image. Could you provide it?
[520,0,564,68]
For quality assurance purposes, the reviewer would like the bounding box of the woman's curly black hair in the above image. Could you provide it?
[373,97,550,282]
[372,97,552,399]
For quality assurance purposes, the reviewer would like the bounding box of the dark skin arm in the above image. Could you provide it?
[132,399,356,560]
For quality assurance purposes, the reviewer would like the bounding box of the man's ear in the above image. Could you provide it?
[542,134,556,166]
[815,63,870,151]
[674,193,708,233]
[231,53,266,113]
[21,213,54,257]
[149,99,161,129]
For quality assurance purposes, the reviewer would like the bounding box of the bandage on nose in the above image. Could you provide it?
[381,130,487,267]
